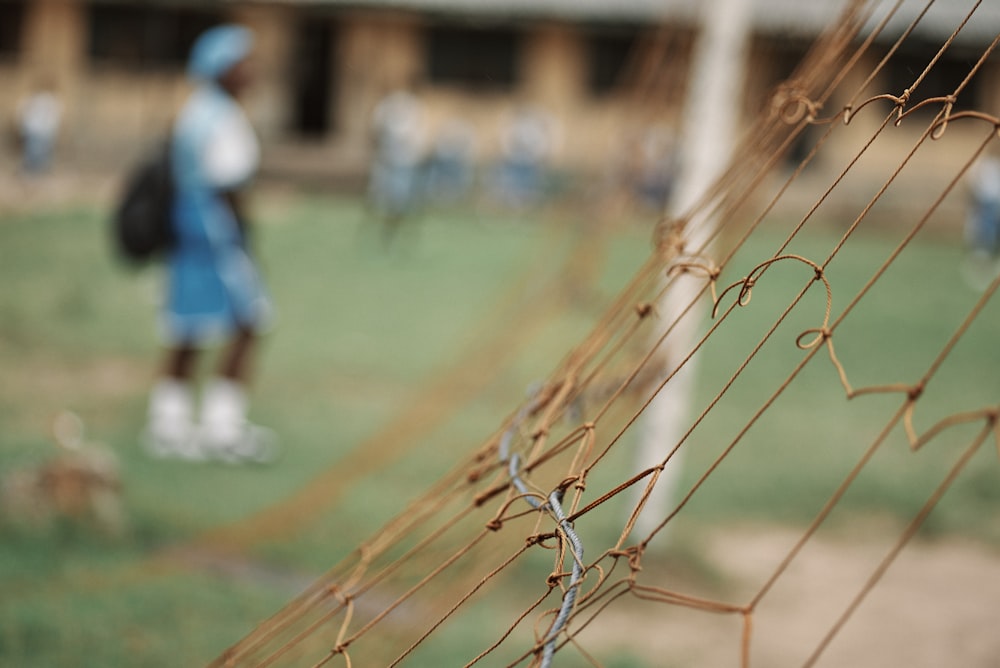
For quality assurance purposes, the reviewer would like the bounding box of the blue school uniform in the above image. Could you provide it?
[161,83,270,344]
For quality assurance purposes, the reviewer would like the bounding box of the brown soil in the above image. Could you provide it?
[579,525,1000,667]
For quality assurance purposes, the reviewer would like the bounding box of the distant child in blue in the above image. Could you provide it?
[368,87,426,244]
[966,155,1000,257]
[144,25,275,463]
[423,118,475,206]
[494,105,555,210]
[17,81,61,175]
[962,154,1000,291]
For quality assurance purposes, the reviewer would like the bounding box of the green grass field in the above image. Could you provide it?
[1,191,998,666]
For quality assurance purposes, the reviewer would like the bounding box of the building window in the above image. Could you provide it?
[290,18,338,137]
[426,23,520,90]
[87,3,223,70]
[586,27,640,96]
[0,0,26,59]
[754,36,815,167]
[885,40,983,114]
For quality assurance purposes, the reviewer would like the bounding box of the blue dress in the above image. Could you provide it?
[162,84,271,344]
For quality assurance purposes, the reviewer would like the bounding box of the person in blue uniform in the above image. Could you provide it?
[367,86,426,245]
[145,24,275,463]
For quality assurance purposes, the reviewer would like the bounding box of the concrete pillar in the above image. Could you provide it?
[337,13,422,157]
[20,0,84,87]
[230,4,296,141]
[521,23,585,112]
[16,0,85,160]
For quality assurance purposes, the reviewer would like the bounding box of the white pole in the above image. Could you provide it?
[632,0,753,541]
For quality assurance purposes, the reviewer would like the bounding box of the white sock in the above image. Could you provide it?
[199,378,248,448]
[147,378,195,452]
[198,379,279,463]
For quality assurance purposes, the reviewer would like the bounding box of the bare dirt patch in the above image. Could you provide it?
[580,525,1000,667]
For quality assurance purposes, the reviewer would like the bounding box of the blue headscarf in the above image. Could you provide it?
[187,25,254,82]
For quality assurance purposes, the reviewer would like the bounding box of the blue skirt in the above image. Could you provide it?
[161,191,271,344]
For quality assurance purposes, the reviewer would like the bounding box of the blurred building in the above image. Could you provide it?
[1,0,999,197]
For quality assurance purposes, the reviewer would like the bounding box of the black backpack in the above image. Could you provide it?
[112,140,175,264]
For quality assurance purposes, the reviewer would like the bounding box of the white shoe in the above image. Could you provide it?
[198,378,279,465]
[144,379,203,461]
[142,426,205,461]
[200,423,279,465]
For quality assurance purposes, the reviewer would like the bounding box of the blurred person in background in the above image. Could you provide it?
[631,124,678,213]
[17,79,61,176]
[367,84,427,246]
[145,24,275,463]
[492,103,557,211]
[962,152,1000,291]
[423,117,475,207]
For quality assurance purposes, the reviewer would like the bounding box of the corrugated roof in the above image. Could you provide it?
[270,0,679,22]
[870,0,1000,45]
[282,0,834,28]
[271,0,999,43]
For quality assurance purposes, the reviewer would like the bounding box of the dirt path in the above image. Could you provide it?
[580,525,1000,667]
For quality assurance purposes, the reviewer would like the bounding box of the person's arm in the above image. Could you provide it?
[202,108,258,242]
[203,115,259,191]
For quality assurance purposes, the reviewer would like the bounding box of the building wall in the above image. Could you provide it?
[3,0,995,211]
[230,3,297,143]
[4,0,200,163]
[2,0,691,183]
[337,11,425,158]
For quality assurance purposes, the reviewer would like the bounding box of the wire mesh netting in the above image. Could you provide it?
[201,1,1000,666]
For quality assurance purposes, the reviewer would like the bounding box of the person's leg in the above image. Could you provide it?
[216,325,256,382]
[165,343,200,381]
[200,326,275,462]
[146,344,201,458]
[200,327,254,449]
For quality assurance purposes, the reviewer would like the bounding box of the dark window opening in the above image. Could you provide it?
[0,0,26,58]
[754,36,818,169]
[291,18,337,137]
[426,23,519,90]
[87,4,223,70]
[764,36,811,83]
[886,40,983,114]
[586,28,640,96]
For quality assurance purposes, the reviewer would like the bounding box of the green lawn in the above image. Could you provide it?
[1,192,998,666]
